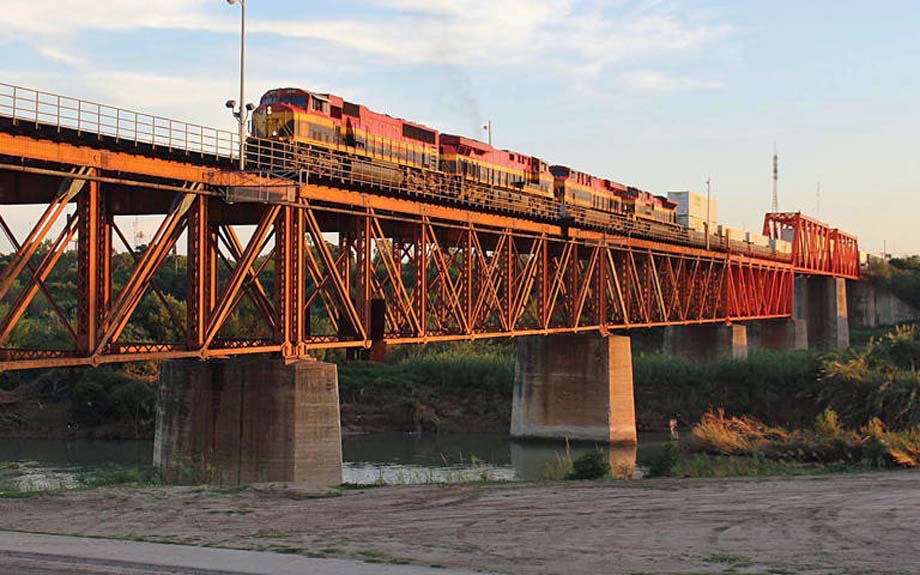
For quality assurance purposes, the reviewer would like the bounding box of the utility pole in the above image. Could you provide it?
[771,143,779,213]
[227,0,247,171]
[816,181,821,217]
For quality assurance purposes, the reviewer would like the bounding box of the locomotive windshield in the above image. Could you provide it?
[260,93,308,109]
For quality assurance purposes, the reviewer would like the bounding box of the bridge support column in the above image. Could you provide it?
[663,323,748,361]
[797,276,849,351]
[154,356,342,487]
[747,319,808,352]
[511,333,636,445]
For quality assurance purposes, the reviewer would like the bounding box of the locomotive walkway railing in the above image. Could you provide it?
[0,82,239,161]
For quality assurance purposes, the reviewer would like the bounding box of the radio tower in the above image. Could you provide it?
[771,143,779,213]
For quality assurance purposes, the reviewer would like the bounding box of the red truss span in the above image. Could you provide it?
[0,83,857,371]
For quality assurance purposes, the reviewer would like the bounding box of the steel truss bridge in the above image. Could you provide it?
[0,83,859,371]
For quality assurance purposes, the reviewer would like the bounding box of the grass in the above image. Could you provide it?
[653,407,920,478]
[78,465,162,488]
[0,490,42,499]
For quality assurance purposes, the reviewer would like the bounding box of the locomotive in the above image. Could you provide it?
[250,87,679,229]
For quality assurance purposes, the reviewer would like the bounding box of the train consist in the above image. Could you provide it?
[250,87,789,255]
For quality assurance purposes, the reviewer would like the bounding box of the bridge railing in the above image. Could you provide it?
[0,82,238,160]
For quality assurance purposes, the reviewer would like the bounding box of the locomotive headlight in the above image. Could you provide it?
[266,106,273,116]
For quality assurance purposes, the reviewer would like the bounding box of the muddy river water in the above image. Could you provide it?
[0,433,670,490]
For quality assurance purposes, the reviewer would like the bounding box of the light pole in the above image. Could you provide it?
[705,176,712,250]
[227,0,246,171]
[482,120,492,146]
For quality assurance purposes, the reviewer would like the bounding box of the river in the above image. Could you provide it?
[0,433,671,491]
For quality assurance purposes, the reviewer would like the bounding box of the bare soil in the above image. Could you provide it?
[1,471,919,574]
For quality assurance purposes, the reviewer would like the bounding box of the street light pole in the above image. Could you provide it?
[228,0,246,171]
[706,176,712,250]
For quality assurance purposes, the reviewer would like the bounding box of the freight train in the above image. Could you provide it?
[251,87,679,229]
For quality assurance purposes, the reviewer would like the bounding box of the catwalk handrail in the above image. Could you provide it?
[0,82,239,160]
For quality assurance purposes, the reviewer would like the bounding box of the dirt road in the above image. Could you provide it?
[1,471,918,574]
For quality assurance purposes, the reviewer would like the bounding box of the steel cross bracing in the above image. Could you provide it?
[0,84,855,371]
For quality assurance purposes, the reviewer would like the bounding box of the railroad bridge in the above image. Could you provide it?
[0,84,859,485]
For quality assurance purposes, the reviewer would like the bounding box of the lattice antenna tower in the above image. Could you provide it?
[771,143,779,213]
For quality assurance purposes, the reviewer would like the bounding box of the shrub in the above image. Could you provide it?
[645,441,679,478]
[567,449,610,480]
[819,326,920,430]
[687,409,788,456]
[815,408,843,437]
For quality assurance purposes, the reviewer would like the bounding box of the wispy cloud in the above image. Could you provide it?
[620,70,724,93]
[1,0,731,92]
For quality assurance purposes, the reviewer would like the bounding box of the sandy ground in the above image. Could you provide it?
[1,471,919,575]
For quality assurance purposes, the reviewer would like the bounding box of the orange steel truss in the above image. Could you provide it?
[764,213,859,280]
[0,89,856,371]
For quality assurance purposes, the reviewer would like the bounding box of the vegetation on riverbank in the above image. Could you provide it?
[866,255,920,310]
[2,289,919,443]
[645,406,920,479]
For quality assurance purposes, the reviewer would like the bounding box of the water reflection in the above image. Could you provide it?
[509,440,639,480]
[0,433,669,490]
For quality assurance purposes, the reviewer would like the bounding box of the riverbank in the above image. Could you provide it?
[3,323,918,441]
[0,345,823,440]
[2,471,918,574]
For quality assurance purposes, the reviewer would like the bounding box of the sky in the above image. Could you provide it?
[0,0,918,254]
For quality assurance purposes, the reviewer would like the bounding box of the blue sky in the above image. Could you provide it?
[1,0,918,254]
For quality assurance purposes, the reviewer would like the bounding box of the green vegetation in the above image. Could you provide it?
[634,350,822,430]
[644,407,920,478]
[566,449,611,480]
[866,255,920,310]
[78,464,162,488]
[338,341,513,433]
[818,325,920,430]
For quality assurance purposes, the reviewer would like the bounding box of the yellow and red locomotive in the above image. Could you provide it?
[252,87,439,171]
[251,87,678,230]
[440,134,553,199]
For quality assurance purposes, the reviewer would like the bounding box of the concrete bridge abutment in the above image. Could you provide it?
[511,333,637,445]
[663,323,749,362]
[154,355,342,487]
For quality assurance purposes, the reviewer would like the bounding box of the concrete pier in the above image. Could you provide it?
[747,318,808,352]
[511,333,636,444]
[797,276,849,350]
[154,356,342,487]
[663,323,748,361]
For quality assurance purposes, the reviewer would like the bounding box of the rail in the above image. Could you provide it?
[242,137,792,262]
[0,82,239,160]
